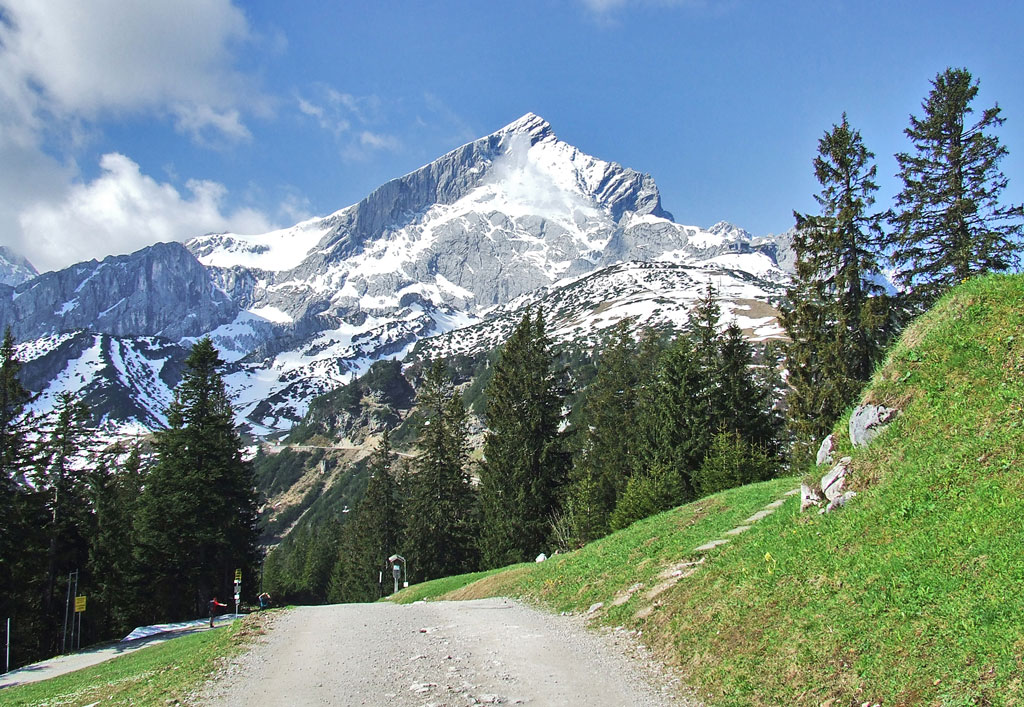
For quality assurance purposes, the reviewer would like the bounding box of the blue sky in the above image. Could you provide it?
[1,0,1021,272]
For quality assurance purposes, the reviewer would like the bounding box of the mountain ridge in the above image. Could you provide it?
[6,113,793,438]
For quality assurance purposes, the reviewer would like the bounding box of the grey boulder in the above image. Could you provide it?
[849,404,899,447]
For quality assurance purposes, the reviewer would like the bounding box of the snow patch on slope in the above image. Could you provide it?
[190,217,334,271]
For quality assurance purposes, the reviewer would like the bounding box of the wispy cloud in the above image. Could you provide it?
[358,131,400,151]
[295,85,401,160]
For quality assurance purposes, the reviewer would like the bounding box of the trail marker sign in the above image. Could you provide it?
[74,596,87,613]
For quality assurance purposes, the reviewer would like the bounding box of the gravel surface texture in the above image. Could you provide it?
[198,598,701,706]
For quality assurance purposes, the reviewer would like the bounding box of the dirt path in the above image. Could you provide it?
[198,598,699,706]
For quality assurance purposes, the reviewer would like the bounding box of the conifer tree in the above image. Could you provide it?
[566,322,642,544]
[694,430,777,498]
[0,327,32,573]
[479,311,569,567]
[87,444,145,634]
[134,338,259,622]
[891,68,1022,308]
[403,361,478,581]
[0,328,40,659]
[630,335,705,502]
[35,391,93,632]
[329,431,403,601]
[0,327,32,491]
[718,323,782,455]
[783,114,892,464]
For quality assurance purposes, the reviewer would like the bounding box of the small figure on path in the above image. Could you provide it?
[209,596,227,628]
[258,592,271,610]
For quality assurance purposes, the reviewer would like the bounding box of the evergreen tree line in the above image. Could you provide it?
[0,334,259,667]
[267,294,785,603]
[783,67,1022,462]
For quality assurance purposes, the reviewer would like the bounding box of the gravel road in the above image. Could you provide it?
[199,598,700,706]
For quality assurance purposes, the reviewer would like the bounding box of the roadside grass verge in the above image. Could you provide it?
[0,613,271,706]
[387,567,508,604]
[391,274,1024,706]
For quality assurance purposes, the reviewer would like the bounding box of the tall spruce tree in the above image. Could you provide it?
[783,114,892,464]
[329,431,403,601]
[403,361,478,582]
[134,338,259,622]
[0,328,40,661]
[891,67,1023,307]
[566,322,642,544]
[718,322,782,455]
[0,328,32,580]
[479,311,569,567]
[34,391,93,640]
[630,335,705,502]
[87,443,145,634]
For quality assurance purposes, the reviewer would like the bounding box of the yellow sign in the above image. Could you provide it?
[234,568,242,582]
[74,595,87,613]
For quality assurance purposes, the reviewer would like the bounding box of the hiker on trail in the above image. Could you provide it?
[209,596,227,628]
[258,592,271,610]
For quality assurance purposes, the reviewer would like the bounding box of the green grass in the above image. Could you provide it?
[387,567,510,604]
[392,274,1024,706]
[0,613,272,706]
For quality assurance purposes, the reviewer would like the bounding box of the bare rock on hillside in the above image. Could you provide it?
[849,404,899,447]
[821,456,852,502]
[823,491,857,513]
[800,483,822,512]
[816,434,837,466]
[801,456,856,514]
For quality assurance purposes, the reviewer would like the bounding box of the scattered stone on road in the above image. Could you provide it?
[198,598,699,706]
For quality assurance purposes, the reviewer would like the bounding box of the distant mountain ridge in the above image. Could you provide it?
[4,113,793,438]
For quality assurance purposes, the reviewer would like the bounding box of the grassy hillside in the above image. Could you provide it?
[392,274,1024,706]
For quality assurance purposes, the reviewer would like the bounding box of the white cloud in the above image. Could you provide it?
[359,131,400,151]
[0,0,260,144]
[14,153,277,272]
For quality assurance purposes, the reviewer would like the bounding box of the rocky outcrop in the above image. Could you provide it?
[849,404,900,447]
[0,242,238,341]
[802,455,856,514]
[816,434,837,466]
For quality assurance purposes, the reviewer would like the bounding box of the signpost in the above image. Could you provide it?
[75,596,87,613]
[234,568,242,616]
[387,555,406,595]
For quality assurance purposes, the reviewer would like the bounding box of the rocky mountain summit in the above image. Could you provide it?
[0,245,38,287]
[6,113,793,438]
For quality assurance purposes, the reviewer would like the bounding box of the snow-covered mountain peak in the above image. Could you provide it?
[498,112,553,141]
[707,221,752,241]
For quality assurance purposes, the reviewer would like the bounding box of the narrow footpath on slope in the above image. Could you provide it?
[198,598,699,707]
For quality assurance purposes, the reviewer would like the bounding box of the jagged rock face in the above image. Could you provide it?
[0,242,238,341]
[0,245,38,287]
[189,113,682,322]
[17,331,188,431]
